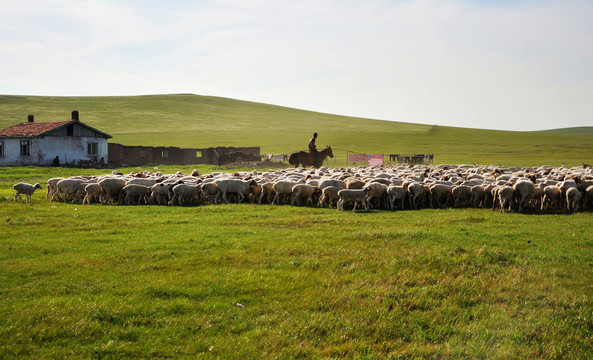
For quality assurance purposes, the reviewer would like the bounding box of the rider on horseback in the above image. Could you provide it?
[309,133,321,166]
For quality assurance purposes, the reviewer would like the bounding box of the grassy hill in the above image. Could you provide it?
[1,94,591,166]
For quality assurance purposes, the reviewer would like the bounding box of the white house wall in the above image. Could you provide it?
[0,136,108,166]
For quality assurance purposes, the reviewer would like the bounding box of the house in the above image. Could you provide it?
[0,110,112,166]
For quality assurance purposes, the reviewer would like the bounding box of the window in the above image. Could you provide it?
[161,150,169,158]
[196,150,202,158]
[20,140,30,156]
[87,142,98,156]
[67,124,74,136]
[0,141,4,157]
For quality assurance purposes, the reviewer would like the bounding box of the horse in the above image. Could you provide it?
[288,146,333,168]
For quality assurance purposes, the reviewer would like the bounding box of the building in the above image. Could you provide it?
[0,110,112,166]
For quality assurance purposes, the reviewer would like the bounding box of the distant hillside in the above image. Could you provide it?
[0,94,591,167]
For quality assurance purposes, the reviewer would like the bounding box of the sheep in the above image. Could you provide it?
[290,184,321,206]
[584,185,593,210]
[541,186,562,211]
[346,179,366,189]
[200,182,219,204]
[513,180,536,212]
[496,186,515,213]
[363,182,389,209]
[169,183,201,206]
[46,177,64,200]
[452,185,472,208]
[318,186,343,208]
[337,189,369,211]
[318,179,347,189]
[52,178,91,203]
[272,180,302,205]
[82,183,103,205]
[121,184,153,205]
[98,177,127,205]
[566,188,582,212]
[13,183,42,203]
[214,179,258,204]
[470,185,486,208]
[149,183,176,205]
[258,182,276,204]
[429,184,453,208]
[387,185,406,210]
[407,182,425,209]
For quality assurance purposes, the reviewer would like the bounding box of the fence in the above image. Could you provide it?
[261,150,434,167]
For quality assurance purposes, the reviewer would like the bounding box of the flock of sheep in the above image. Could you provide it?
[12,163,593,212]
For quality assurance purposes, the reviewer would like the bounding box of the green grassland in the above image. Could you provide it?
[1,94,592,167]
[1,166,592,359]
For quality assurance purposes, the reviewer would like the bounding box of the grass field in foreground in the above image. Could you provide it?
[1,94,592,167]
[0,166,592,359]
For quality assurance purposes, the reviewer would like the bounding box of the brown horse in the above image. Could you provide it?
[288,146,334,168]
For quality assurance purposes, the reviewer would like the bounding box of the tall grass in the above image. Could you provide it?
[1,166,592,359]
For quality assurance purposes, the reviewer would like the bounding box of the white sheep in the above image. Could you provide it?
[452,185,472,208]
[13,183,42,203]
[513,180,536,212]
[121,184,153,205]
[149,183,176,205]
[337,189,369,211]
[98,177,127,205]
[290,184,321,206]
[272,180,302,205]
[566,187,582,212]
[214,179,258,204]
[169,183,201,206]
[82,183,103,205]
[387,185,406,210]
[46,177,64,200]
[318,186,343,208]
[363,182,389,209]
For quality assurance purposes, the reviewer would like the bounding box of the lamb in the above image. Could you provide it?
[169,183,201,206]
[566,187,582,212]
[387,185,406,210]
[407,182,425,209]
[258,182,276,204]
[337,189,369,211]
[452,185,472,207]
[98,177,127,205]
[495,186,514,213]
[82,183,103,204]
[318,179,347,189]
[214,179,258,204]
[46,177,64,200]
[429,184,453,208]
[317,186,343,208]
[121,184,153,205]
[541,186,562,211]
[200,182,219,204]
[363,182,389,209]
[148,183,175,205]
[290,184,321,206]
[513,180,536,212]
[272,180,302,205]
[52,178,91,203]
[13,182,42,203]
[470,185,486,208]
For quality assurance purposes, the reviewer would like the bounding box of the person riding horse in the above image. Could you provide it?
[308,133,321,166]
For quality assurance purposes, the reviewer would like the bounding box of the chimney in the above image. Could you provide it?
[28,115,34,123]
[72,110,79,121]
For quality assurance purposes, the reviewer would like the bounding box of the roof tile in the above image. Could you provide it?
[0,121,72,137]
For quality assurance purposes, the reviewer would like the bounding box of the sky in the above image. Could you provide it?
[1,0,592,131]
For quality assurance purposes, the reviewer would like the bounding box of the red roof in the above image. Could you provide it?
[0,121,72,138]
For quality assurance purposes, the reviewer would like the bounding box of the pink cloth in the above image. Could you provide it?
[365,154,383,166]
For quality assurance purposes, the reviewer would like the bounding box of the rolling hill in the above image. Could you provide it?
[0,94,591,166]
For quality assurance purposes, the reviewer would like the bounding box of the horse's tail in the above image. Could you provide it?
[288,153,298,166]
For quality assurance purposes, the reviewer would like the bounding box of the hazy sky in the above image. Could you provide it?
[1,0,592,131]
